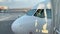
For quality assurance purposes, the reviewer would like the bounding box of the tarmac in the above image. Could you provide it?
[0,12,26,34]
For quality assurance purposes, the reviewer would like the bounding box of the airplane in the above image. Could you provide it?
[11,1,52,34]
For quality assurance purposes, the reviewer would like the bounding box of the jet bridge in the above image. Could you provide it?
[51,0,60,34]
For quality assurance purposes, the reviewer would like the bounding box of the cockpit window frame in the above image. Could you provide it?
[34,9,52,19]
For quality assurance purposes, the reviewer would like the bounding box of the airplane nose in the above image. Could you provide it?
[11,15,37,34]
[11,15,51,34]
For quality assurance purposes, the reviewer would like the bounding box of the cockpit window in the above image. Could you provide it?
[34,9,52,19]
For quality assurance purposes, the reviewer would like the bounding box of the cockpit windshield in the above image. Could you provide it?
[34,9,52,19]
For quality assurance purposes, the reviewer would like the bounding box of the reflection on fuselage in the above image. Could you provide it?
[35,19,48,33]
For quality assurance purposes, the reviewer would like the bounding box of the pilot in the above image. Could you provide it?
[34,9,44,18]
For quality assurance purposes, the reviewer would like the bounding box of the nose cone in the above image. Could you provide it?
[11,15,38,34]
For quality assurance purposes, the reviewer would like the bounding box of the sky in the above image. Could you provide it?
[0,0,50,9]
